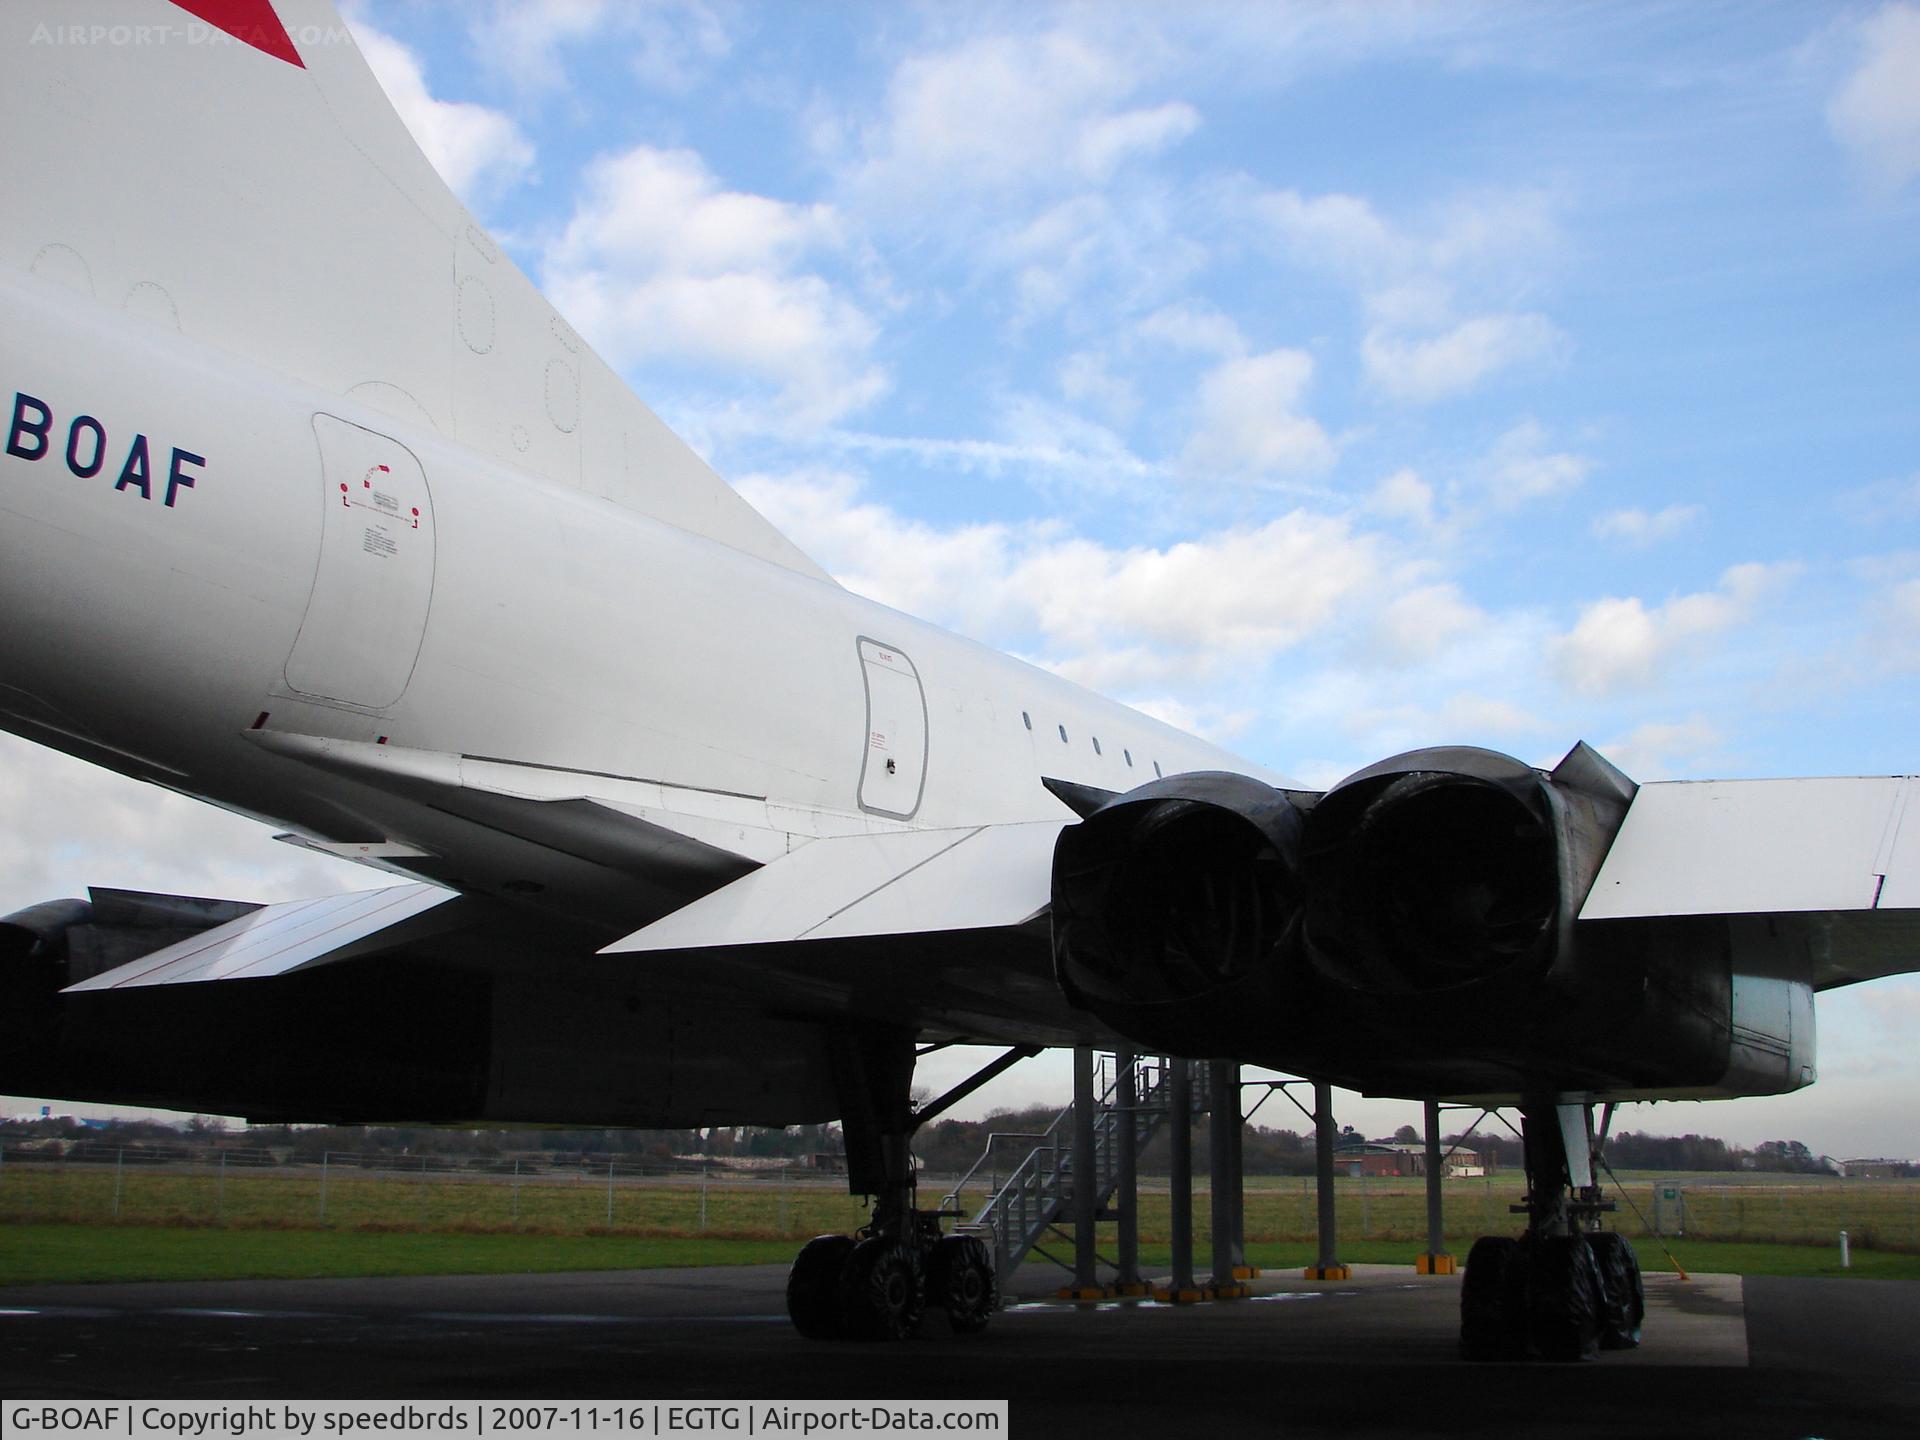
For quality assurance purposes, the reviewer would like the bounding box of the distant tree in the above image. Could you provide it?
[1752,1139,1821,1174]
[1392,1124,1419,1145]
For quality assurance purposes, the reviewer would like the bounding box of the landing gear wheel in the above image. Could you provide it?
[838,1237,927,1342]
[787,1234,856,1340]
[1460,1236,1529,1360]
[1589,1232,1645,1350]
[1526,1233,1603,1362]
[929,1234,996,1335]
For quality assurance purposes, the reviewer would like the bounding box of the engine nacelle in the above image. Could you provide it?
[1299,743,1630,999]
[1049,743,1757,1096]
[1050,771,1309,1054]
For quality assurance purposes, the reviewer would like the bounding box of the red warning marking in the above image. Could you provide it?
[166,1,306,69]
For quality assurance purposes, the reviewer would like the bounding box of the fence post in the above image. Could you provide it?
[779,1166,788,1235]
[419,1153,429,1228]
[701,1162,709,1232]
[512,1158,521,1228]
[606,1157,615,1227]
[113,1147,124,1220]
[217,1150,226,1225]
[320,1151,329,1224]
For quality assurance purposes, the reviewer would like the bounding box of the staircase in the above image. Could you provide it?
[941,1054,1208,1282]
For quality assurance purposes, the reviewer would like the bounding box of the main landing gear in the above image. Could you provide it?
[786,1027,1025,1341]
[1460,1097,1645,1362]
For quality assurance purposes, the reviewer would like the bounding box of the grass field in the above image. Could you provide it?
[7,1164,1917,1250]
[5,1224,1917,1287]
[4,1161,1916,1286]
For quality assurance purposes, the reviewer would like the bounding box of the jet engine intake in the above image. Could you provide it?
[1300,747,1577,996]
[1050,771,1307,1049]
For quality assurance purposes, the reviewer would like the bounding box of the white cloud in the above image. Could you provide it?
[1369,468,1436,528]
[846,31,1197,208]
[467,1,734,97]
[1244,184,1565,405]
[1057,351,1137,426]
[0,736,381,919]
[1179,350,1337,480]
[350,18,535,208]
[1880,575,1920,670]
[1362,311,1561,405]
[1345,693,1550,756]
[1595,718,1724,781]
[1592,504,1704,547]
[1248,188,1399,277]
[1828,3,1920,192]
[1481,420,1592,508]
[1372,583,1486,665]
[1137,302,1247,358]
[1553,562,1800,695]
[543,146,883,423]
[466,0,611,94]
[734,470,1380,686]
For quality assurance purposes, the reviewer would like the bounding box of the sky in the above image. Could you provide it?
[6,0,1920,1158]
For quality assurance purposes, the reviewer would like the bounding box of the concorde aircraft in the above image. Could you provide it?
[2,0,1916,1358]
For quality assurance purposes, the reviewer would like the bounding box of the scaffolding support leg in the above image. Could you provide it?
[1160,1058,1201,1302]
[1208,1059,1246,1296]
[1230,1074,1252,1279]
[1113,1050,1146,1296]
[1063,1045,1103,1299]
[1418,1098,1456,1275]
[1307,1080,1349,1280]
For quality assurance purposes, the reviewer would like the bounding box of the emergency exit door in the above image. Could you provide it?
[858,638,927,819]
[285,414,436,710]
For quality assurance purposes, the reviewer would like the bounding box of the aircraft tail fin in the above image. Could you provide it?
[0,0,830,580]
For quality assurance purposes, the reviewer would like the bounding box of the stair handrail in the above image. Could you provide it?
[938,1130,1048,1214]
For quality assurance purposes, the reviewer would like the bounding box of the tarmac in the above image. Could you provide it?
[4,1261,1918,1437]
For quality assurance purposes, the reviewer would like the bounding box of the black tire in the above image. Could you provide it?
[1527,1233,1604,1362]
[1460,1236,1527,1360]
[837,1237,927,1342]
[929,1234,996,1335]
[1589,1232,1645,1350]
[786,1234,856,1340]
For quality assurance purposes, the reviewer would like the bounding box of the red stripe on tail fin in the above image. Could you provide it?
[169,0,305,68]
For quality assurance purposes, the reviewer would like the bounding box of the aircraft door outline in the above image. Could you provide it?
[284,414,436,711]
[857,637,928,820]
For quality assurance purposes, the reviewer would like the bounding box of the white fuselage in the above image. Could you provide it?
[0,270,1270,935]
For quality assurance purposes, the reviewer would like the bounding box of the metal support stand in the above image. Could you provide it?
[1158,1058,1202,1302]
[1230,1091,1250,1276]
[1417,1097,1456,1274]
[1306,1079,1349,1280]
[1112,1049,1147,1296]
[1207,1059,1247,1297]
[1062,1045,1103,1299]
